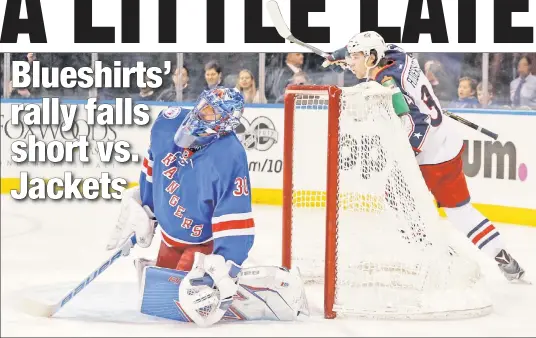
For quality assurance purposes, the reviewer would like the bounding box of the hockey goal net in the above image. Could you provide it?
[282,82,492,320]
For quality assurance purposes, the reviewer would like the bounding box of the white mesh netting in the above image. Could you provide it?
[287,82,493,320]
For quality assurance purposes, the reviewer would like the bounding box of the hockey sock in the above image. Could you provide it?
[443,203,504,259]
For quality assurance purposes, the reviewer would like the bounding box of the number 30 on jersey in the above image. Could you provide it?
[233,177,249,196]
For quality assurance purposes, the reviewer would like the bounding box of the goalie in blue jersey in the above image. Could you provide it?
[106,87,308,327]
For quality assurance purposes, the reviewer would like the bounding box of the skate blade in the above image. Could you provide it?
[509,272,532,285]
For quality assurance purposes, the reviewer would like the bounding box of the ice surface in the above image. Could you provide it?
[1,196,535,337]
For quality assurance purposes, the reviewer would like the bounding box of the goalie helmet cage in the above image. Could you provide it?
[281,83,493,320]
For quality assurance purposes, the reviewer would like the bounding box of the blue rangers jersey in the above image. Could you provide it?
[139,106,254,266]
[370,44,463,164]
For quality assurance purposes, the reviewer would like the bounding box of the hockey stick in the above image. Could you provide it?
[266,0,330,58]
[16,233,137,317]
[443,110,499,140]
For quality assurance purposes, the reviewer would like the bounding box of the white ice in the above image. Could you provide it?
[1,196,535,337]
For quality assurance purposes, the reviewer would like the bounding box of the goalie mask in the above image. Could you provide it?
[174,87,245,149]
[345,31,387,79]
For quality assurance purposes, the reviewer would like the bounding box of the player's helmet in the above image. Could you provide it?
[346,31,387,66]
[174,87,245,149]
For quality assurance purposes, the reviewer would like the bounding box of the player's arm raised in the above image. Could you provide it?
[321,46,351,72]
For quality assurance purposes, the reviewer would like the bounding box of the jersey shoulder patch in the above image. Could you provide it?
[162,107,182,120]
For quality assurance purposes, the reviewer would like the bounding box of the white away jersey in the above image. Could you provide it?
[373,44,464,164]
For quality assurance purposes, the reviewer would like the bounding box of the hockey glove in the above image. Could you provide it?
[106,186,157,252]
[179,252,239,327]
[322,46,350,73]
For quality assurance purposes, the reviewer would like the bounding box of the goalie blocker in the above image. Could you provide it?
[138,254,309,326]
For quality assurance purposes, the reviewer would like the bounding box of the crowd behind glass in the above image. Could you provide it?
[1,52,535,110]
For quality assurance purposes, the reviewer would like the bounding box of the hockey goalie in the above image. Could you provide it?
[106,87,308,327]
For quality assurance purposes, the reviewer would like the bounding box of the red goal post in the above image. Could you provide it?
[282,85,341,319]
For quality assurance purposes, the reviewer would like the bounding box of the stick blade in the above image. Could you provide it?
[266,0,292,39]
[15,297,59,317]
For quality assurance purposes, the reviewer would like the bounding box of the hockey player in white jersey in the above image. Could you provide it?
[106,87,308,326]
[323,31,527,282]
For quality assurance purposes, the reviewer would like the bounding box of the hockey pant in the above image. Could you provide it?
[156,239,214,271]
[419,145,505,258]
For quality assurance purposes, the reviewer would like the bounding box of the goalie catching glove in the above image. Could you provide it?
[178,252,241,327]
[106,186,157,252]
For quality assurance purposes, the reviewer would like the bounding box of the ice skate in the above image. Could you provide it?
[495,249,530,284]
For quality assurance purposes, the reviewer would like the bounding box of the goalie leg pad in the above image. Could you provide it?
[140,266,194,323]
[237,266,309,320]
[139,266,308,324]
[140,266,246,323]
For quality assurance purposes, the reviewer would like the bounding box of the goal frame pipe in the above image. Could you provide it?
[282,91,296,271]
[282,85,342,319]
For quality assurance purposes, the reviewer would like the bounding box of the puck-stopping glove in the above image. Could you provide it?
[106,186,157,252]
[178,253,240,327]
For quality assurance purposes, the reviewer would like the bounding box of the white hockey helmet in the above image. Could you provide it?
[346,31,387,66]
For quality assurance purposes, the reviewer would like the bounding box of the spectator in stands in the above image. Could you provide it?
[235,69,267,104]
[132,74,158,101]
[8,80,34,98]
[450,76,479,108]
[275,71,312,103]
[26,52,36,64]
[289,71,311,86]
[489,53,515,102]
[203,60,223,91]
[157,65,193,102]
[286,53,304,74]
[510,56,536,108]
[266,53,305,102]
[7,53,47,98]
[421,57,459,103]
[476,82,498,108]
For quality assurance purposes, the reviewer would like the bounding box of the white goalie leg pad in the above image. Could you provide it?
[236,266,309,320]
[179,253,309,326]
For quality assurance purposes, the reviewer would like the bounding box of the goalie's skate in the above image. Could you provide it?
[495,249,530,284]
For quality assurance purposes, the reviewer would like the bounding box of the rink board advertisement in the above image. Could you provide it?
[1,101,535,226]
